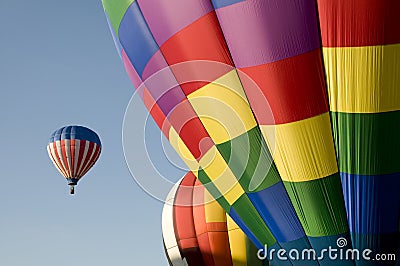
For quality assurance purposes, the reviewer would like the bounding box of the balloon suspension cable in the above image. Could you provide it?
[70,185,75,195]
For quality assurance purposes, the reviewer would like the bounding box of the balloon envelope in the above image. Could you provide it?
[47,125,101,194]
[316,0,400,256]
[162,172,267,266]
[102,0,399,264]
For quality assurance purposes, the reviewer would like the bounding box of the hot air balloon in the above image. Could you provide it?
[47,125,101,194]
[163,172,267,266]
[102,0,399,264]
[316,0,400,259]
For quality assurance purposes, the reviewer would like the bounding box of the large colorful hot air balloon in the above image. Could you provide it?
[163,172,267,266]
[316,0,400,259]
[47,125,101,194]
[102,0,399,264]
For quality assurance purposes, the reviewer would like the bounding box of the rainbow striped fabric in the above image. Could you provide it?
[317,0,400,257]
[102,0,399,264]
[163,172,267,266]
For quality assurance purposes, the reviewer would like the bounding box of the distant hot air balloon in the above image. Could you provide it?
[102,0,399,264]
[47,125,101,194]
[163,172,267,266]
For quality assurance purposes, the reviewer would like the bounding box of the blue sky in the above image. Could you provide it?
[0,1,185,265]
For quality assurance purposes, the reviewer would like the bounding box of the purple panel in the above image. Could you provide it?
[122,49,145,99]
[215,0,321,68]
[142,50,186,116]
[156,86,186,116]
[137,0,213,46]
[143,50,169,80]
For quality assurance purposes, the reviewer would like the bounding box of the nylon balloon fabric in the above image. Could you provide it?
[162,172,268,266]
[102,2,327,264]
[47,125,101,186]
[102,0,399,265]
[211,0,350,260]
[317,0,400,263]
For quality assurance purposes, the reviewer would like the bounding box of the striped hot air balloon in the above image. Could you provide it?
[163,172,268,266]
[102,0,399,264]
[317,0,400,259]
[102,1,349,264]
[47,125,101,194]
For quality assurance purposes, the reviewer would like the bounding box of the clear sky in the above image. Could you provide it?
[0,1,186,265]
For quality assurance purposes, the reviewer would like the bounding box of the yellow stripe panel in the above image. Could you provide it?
[323,43,400,113]
[227,215,247,266]
[168,127,199,177]
[260,113,338,182]
[187,70,257,144]
[204,189,227,223]
[200,146,245,205]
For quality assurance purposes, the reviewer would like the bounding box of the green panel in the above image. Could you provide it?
[102,0,135,36]
[232,195,277,247]
[283,173,349,237]
[245,237,263,266]
[217,126,280,193]
[198,169,231,212]
[199,170,276,247]
[331,110,400,175]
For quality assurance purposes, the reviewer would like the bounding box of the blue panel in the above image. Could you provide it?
[248,181,306,242]
[106,13,122,58]
[341,172,400,234]
[350,232,399,265]
[267,242,293,266]
[230,208,302,265]
[308,233,354,266]
[279,237,319,265]
[118,1,158,77]
[49,126,101,146]
[229,207,264,250]
[211,0,245,9]
[49,130,58,143]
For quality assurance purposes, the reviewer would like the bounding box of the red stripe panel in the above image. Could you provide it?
[174,173,204,265]
[179,238,200,249]
[50,143,67,178]
[192,180,207,234]
[195,221,232,266]
[70,139,75,176]
[193,180,215,266]
[206,222,228,232]
[60,140,71,177]
[193,180,233,266]
[317,0,400,47]
[77,142,95,178]
[80,144,101,178]
[239,49,329,125]
[142,88,172,138]
[168,99,214,160]
[76,140,86,177]
[160,12,234,95]
[206,226,232,266]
